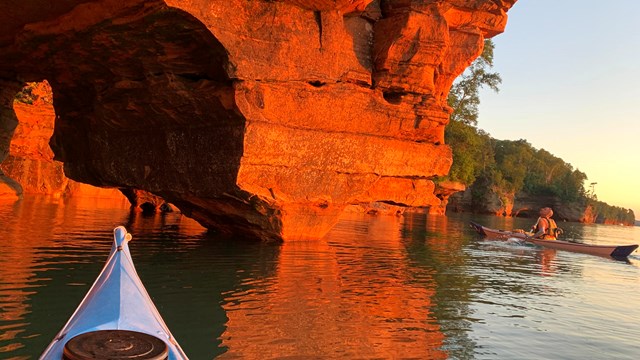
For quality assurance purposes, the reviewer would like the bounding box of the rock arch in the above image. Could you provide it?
[0,0,516,240]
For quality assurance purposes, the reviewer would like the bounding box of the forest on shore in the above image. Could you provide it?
[444,40,635,225]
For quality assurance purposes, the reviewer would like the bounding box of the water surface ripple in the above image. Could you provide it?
[1,196,639,359]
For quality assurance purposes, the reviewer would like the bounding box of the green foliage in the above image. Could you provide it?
[445,119,493,184]
[13,82,52,105]
[589,200,635,224]
[448,39,501,126]
[493,139,533,192]
[474,139,585,202]
[446,39,500,185]
[14,83,37,105]
[445,39,633,223]
[450,134,632,221]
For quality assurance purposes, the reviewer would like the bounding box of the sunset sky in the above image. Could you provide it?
[478,0,640,219]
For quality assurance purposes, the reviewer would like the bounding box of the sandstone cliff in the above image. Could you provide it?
[1,81,127,200]
[0,0,516,240]
[447,188,634,225]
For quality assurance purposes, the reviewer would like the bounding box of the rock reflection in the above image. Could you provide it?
[0,195,135,353]
[218,213,446,359]
[401,213,479,359]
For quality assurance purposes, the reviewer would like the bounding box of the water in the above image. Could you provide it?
[1,195,639,359]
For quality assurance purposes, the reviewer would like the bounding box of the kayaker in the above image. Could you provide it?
[531,207,562,240]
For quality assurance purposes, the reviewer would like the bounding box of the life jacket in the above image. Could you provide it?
[532,217,559,240]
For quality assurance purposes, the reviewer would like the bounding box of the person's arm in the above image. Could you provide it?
[533,219,547,238]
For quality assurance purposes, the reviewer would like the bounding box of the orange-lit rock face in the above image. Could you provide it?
[0,0,516,240]
[1,82,125,200]
[2,82,63,196]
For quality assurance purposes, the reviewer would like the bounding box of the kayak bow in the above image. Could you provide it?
[40,226,188,359]
[470,221,639,258]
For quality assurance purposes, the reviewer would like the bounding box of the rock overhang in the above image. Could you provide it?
[0,0,516,240]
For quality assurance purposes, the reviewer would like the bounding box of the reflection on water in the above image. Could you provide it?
[1,196,640,359]
[218,214,445,359]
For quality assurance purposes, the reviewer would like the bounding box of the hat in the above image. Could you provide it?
[539,207,553,218]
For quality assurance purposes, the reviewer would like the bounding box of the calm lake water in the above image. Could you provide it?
[1,195,639,359]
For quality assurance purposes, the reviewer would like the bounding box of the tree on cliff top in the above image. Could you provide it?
[448,39,501,126]
[444,41,634,223]
[445,39,501,185]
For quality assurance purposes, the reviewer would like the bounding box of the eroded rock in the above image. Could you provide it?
[0,0,516,240]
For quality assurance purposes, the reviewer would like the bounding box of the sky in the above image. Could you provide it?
[477,0,640,219]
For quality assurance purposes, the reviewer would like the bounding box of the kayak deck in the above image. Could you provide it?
[40,226,188,359]
[470,221,639,258]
